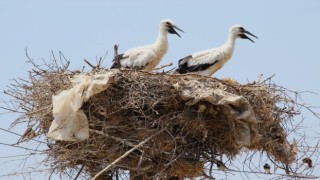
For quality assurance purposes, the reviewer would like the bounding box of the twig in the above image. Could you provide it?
[84,59,96,69]
[137,150,145,172]
[0,105,24,114]
[59,51,71,70]
[164,67,177,74]
[114,44,120,68]
[91,127,166,180]
[259,74,276,84]
[0,168,54,178]
[74,164,85,180]
[24,48,46,72]
[0,153,37,159]
[0,128,47,144]
[152,63,173,71]
[89,129,137,148]
[0,142,44,152]
[202,171,215,180]
[223,168,319,179]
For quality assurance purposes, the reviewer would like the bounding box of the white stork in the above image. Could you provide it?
[111,19,184,71]
[175,24,258,76]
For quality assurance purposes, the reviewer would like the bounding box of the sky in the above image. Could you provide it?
[0,0,320,179]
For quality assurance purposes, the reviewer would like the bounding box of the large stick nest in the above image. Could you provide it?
[6,63,299,178]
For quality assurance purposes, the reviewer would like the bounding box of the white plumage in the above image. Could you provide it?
[175,24,258,76]
[111,19,184,71]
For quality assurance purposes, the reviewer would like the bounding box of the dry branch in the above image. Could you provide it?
[92,127,167,180]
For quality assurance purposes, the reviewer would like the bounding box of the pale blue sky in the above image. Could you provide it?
[1,1,320,179]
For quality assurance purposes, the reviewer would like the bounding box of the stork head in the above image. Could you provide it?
[230,25,258,43]
[160,19,184,37]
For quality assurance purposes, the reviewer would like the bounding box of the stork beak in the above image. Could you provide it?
[241,30,258,43]
[168,25,184,37]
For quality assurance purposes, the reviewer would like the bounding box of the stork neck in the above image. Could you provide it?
[154,29,169,51]
[222,34,237,54]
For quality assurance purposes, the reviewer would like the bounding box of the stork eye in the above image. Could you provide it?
[239,27,245,32]
[166,22,171,26]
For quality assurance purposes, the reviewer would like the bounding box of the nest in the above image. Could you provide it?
[6,64,299,179]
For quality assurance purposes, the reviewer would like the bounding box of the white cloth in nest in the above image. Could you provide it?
[173,80,259,146]
[47,69,119,141]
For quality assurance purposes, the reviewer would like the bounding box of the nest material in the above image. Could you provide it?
[9,69,297,178]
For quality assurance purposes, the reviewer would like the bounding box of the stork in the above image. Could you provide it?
[110,19,184,71]
[175,24,258,76]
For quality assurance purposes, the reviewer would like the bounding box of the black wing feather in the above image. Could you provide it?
[175,55,218,74]
[175,55,192,74]
[187,62,217,72]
